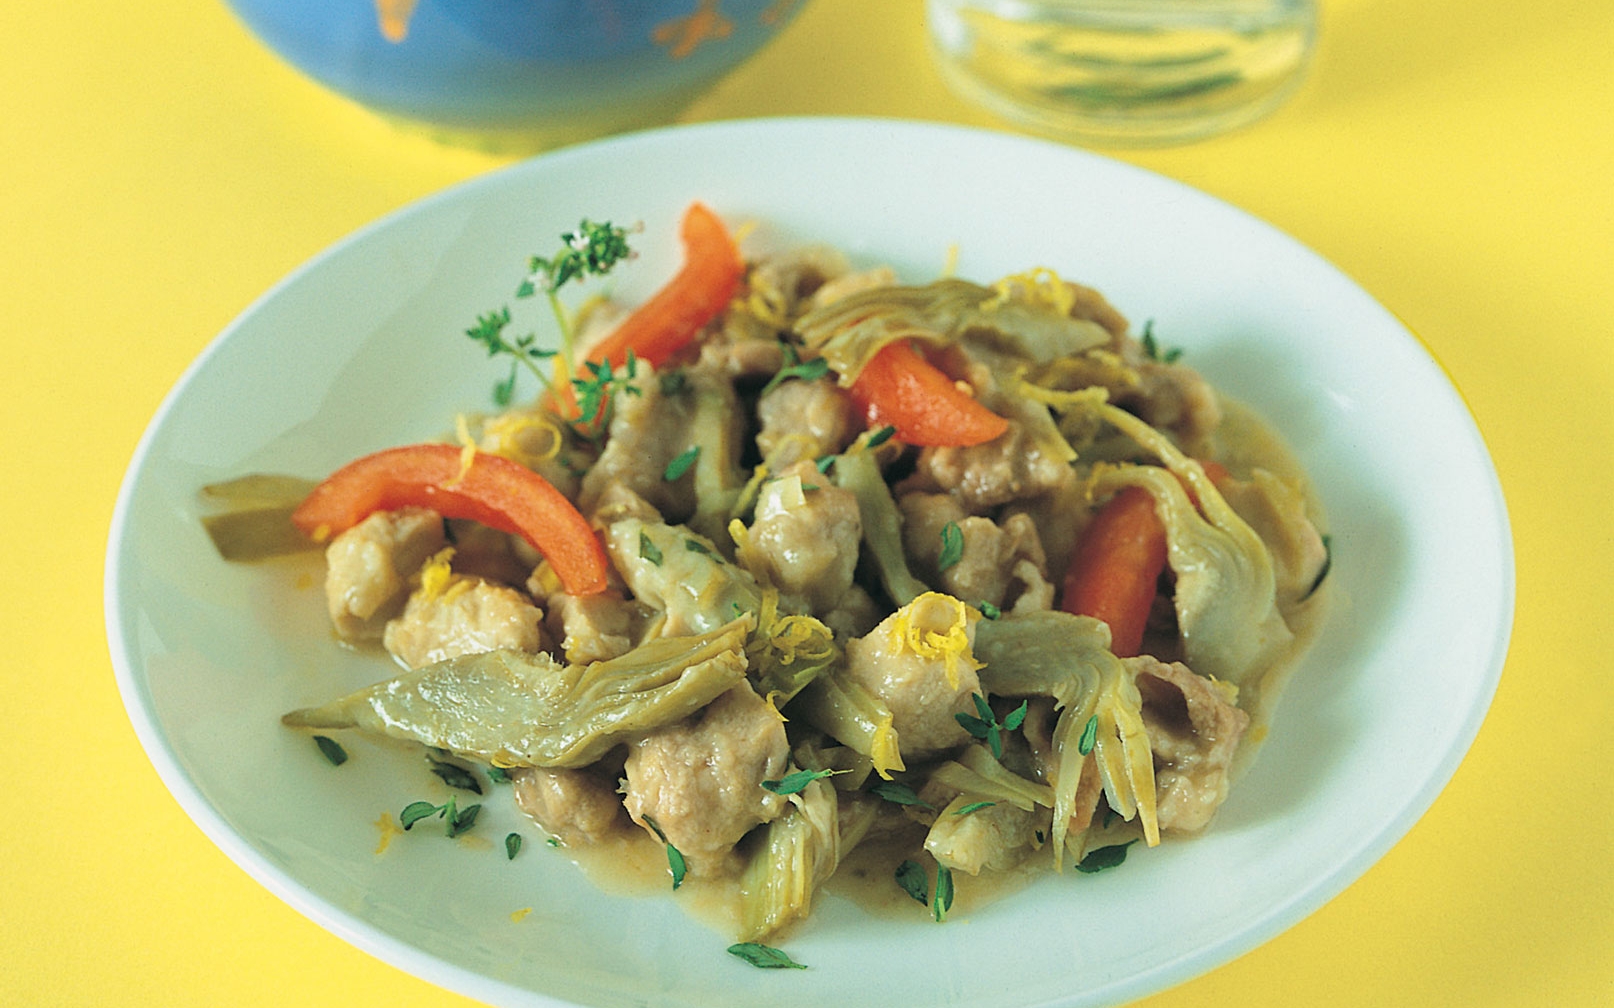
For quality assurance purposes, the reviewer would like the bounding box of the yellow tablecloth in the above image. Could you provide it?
[5,0,1609,1004]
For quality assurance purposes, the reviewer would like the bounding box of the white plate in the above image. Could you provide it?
[107,118,1513,1008]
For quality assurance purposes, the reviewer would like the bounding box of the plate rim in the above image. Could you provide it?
[105,114,1515,1008]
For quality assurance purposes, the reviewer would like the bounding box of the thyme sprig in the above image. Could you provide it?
[467,218,636,409]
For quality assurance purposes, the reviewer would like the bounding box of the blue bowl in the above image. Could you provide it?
[224,0,809,150]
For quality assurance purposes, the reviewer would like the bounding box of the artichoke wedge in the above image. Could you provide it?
[974,610,1159,859]
[282,618,751,768]
[736,777,841,941]
[796,278,1110,384]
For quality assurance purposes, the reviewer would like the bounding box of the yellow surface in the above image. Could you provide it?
[4,0,1609,1004]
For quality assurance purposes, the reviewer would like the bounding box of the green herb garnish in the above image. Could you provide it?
[864,425,897,449]
[953,800,996,817]
[760,346,831,397]
[868,780,933,810]
[519,219,635,299]
[465,307,556,408]
[505,832,523,860]
[955,693,1028,760]
[470,218,634,407]
[1075,840,1137,874]
[895,859,929,906]
[977,600,1002,620]
[641,816,687,890]
[1077,714,1100,756]
[571,351,641,429]
[727,942,808,970]
[1139,319,1184,364]
[663,445,701,481]
[485,765,511,785]
[312,735,348,766]
[427,756,483,794]
[684,538,713,556]
[932,864,955,922]
[938,521,965,572]
[399,797,482,838]
[639,531,664,566]
[761,768,846,796]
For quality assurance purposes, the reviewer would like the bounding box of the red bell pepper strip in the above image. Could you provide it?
[584,201,744,370]
[290,443,609,596]
[1059,485,1168,657]
[849,340,1010,447]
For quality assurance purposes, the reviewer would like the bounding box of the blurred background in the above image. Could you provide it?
[3,0,1611,1005]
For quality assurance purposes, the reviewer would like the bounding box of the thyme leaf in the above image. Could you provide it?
[761,768,846,796]
[932,864,955,922]
[868,781,933,810]
[663,445,701,481]
[1077,714,1100,756]
[427,756,483,794]
[937,521,965,572]
[312,735,348,766]
[1075,840,1137,874]
[895,859,929,905]
[727,942,807,970]
[1140,319,1184,364]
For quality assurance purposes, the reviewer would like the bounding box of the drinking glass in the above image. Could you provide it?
[926,0,1317,146]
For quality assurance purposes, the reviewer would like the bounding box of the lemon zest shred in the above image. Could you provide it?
[1033,349,1140,394]
[418,546,457,600]
[729,464,772,525]
[746,285,794,330]
[983,267,1078,315]
[448,413,479,487]
[1015,378,1111,412]
[870,711,904,780]
[761,690,790,724]
[510,907,534,923]
[889,592,982,691]
[480,411,565,469]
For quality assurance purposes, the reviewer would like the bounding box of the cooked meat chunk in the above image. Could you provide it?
[755,377,858,469]
[697,335,788,380]
[1066,279,1131,343]
[898,493,1054,612]
[322,507,445,641]
[441,518,531,587]
[745,461,861,611]
[577,367,694,519]
[910,417,1072,512]
[510,765,629,847]
[820,583,881,640]
[844,592,982,758]
[543,588,650,664]
[750,244,854,318]
[1127,655,1250,833]
[382,577,546,669]
[621,684,790,873]
[1117,360,1223,457]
